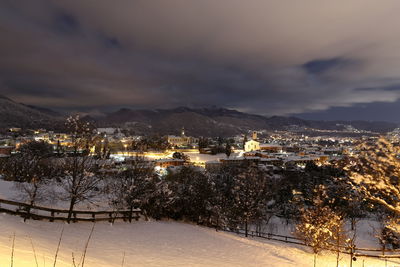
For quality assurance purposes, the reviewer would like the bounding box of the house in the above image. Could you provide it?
[259,143,282,152]
[205,160,222,172]
[0,146,13,156]
[155,158,185,168]
[9,128,21,133]
[244,139,260,152]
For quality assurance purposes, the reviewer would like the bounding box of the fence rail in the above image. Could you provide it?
[220,227,400,260]
[0,198,141,223]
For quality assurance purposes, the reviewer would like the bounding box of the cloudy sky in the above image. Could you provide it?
[2,0,400,121]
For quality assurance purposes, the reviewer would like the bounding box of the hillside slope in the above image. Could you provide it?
[0,95,62,130]
[0,214,397,267]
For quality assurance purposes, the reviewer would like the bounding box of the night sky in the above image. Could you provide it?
[2,0,400,121]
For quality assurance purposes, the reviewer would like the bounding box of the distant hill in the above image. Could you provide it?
[94,106,398,137]
[0,95,396,136]
[0,95,63,130]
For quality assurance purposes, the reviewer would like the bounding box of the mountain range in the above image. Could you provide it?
[94,106,398,136]
[0,95,398,136]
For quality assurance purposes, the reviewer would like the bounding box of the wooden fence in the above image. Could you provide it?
[220,227,400,260]
[0,198,141,223]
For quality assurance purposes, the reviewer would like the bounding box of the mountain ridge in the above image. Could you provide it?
[0,95,397,136]
[94,106,398,136]
[0,96,63,130]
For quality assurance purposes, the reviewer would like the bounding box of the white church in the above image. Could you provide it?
[244,131,260,152]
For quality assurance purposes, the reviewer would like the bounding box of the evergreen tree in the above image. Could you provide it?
[209,165,239,229]
[228,164,272,237]
[172,152,190,162]
[107,156,158,221]
[165,166,214,223]
[225,142,232,158]
[242,135,248,149]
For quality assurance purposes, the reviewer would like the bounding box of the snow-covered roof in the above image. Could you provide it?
[259,143,282,147]
[155,158,185,163]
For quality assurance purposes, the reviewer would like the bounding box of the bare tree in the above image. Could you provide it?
[2,141,55,220]
[58,156,102,223]
[58,115,101,223]
[65,115,96,156]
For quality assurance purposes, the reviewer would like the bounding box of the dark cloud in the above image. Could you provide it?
[53,11,80,35]
[302,58,354,75]
[297,100,400,123]
[1,0,400,120]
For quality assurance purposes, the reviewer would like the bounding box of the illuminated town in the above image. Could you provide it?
[3,1,400,266]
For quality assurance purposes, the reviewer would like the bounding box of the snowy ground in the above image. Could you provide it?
[0,214,399,267]
[183,152,239,163]
[0,178,109,210]
[1,179,400,266]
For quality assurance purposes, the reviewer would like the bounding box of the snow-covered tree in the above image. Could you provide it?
[107,156,158,221]
[228,163,273,237]
[2,141,55,220]
[144,179,173,220]
[345,137,400,232]
[57,156,102,223]
[165,166,214,223]
[58,115,101,223]
[210,164,239,229]
[373,215,400,251]
[225,142,232,158]
[295,185,347,266]
[65,114,95,155]
[172,152,190,162]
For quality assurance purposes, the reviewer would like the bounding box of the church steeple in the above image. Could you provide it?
[252,131,257,140]
[181,126,185,136]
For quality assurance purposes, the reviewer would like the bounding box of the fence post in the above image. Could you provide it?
[135,211,139,221]
[349,245,355,267]
[129,207,133,223]
[91,213,95,222]
[50,211,54,222]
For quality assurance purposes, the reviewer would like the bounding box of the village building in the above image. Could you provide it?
[167,127,194,147]
[244,139,260,152]
[0,146,14,156]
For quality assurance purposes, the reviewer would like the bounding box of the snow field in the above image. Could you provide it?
[0,214,399,267]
